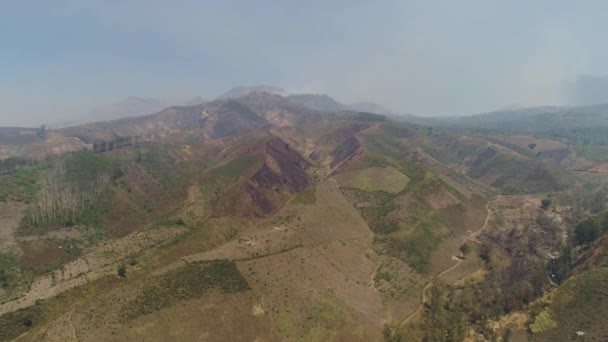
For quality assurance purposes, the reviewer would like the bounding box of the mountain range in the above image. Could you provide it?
[1,87,608,341]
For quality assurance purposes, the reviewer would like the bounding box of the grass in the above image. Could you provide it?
[530,310,557,333]
[384,223,442,273]
[209,154,259,180]
[312,290,352,326]
[577,144,608,161]
[197,154,262,211]
[292,187,317,205]
[0,274,121,342]
[0,252,34,303]
[122,260,249,320]
[275,290,357,341]
[339,153,456,272]
[138,144,195,190]
[535,267,608,339]
[336,166,410,193]
[64,151,113,182]
[342,188,399,234]
[0,164,43,202]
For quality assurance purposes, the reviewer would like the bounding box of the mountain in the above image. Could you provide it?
[216,85,288,100]
[180,96,207,106]
[88,97,167,122]
[287,93,348,112]
[287,93,393,115]
[349,101,393,115]
[3,88,608,341]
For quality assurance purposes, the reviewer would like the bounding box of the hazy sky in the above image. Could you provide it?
[2,1,608,126]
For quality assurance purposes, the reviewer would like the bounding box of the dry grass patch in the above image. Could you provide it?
[336,167,409,194]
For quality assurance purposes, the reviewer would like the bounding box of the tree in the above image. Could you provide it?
[541,198,551,210]
[575,219,602,245]
[22,314,33,327]
[37,125,46,137]
[117,264,127,278]
[528,143,536,150]
[459,243,470,257]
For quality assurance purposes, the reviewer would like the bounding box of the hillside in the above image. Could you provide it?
[1,91,608,341]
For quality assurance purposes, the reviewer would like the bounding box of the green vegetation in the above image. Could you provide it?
[577,144,608,161]
[312,290,352,327]
[344,189,398,234]
[339,111,386,122]
[528,143,537,150]
[530,310,557,333]
[137,144,194,190]
[0,252,21,293]
[574,218,603,245]
[122,261,249,319]
[292,187,317,205]
[22,151,119,227]
[459,243,470,256]
[532,267,608,339]
[64,151,114,182]
[336,166,410,194]
[385,223,442,272]
[422,283,467,341]
[541,198,552,210]
[117,263,127,278]
[21,313,33,328]
[209,154,259,180]
[0,164,43,202]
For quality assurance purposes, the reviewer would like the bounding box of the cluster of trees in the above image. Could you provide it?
[92,134,157,153]
[24,152,119,226]
[25,166,111,226]
[0,157,35,175]
[574,215,607,245]
[92,136,134,153]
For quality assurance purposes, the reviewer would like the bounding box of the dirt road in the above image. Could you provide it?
[400,195,498,326]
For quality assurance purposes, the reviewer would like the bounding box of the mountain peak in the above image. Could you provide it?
[216,85,288,100]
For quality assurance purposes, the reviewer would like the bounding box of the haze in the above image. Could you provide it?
[3,0,608,126]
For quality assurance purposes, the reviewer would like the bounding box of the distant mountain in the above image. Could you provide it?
[401,102,608,146]
[216,85,288,100]
[349,102,393,115]
[88,97,167,122]
[181,96,207,106]
[287,94,347,112]
[54,92,326,144]
[288,93,393,115]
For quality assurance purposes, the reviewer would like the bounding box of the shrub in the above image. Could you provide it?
[22,314,33,328]
[575,218,602,245]
[128,257,137,266]
[117,264,127,278]
[460,243,470,257]
[541,198,551,210]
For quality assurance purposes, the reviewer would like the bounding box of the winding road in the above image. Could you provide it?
[400,195,498,327]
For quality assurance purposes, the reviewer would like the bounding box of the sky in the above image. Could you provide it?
[2,0,608,126]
